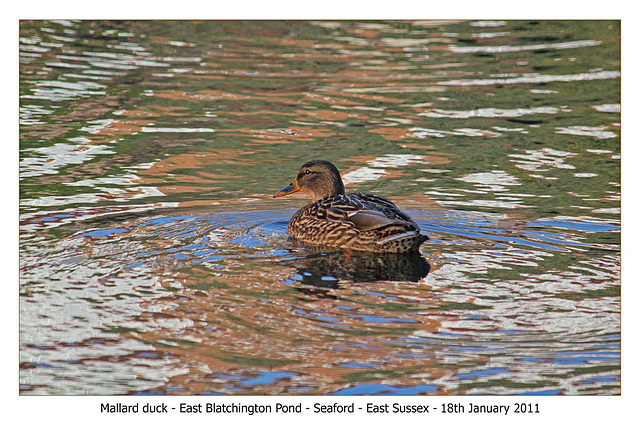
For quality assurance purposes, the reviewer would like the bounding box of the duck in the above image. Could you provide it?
[273,160,427,253]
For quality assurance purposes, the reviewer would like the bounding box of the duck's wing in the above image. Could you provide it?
[351,192,419,226]
[309,194,363,220]
[347,209,402,231]
[309,194,416,232]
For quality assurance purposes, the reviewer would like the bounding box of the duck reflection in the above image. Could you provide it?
[282,240,430,294]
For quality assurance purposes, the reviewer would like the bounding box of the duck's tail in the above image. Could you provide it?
[376,231,428,253]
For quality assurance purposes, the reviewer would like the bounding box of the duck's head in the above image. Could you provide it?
[273,160,345,202]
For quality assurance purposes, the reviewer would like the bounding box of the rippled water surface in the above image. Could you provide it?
[19,20,620,395]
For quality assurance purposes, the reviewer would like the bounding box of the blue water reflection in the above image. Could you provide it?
[333,383,440,395]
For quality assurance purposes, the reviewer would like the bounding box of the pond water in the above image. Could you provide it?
[19,20,620,395]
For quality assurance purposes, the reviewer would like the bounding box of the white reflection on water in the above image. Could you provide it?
[64,174,140,187]
[342,154,425,184]
[469,20,507,27]
[428,170,542,210]
[509,148,577,172]
[20,42,50,54]
[336,36,452,48]
[409,127,502,138]
[530,89,559,94]
[437,198,532,210]
[457,170,520,191]
[79,118,115,134]
[448,39,601,53]
[341,167,387,184]
[20,186,166,208]
[439,70,620,87]
[20,143,116,178]
[472,31,509,38]
[593,103,620,113]
[43,60,90,69]
[555,125,618,139]
[22,79,107,102]
[20,247,191,394]
[20,202,179,233]
[20,104,57,126]
[339,85,447,94]
[420,106,569,119]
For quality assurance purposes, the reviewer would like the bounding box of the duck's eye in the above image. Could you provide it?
[304,169,312,175]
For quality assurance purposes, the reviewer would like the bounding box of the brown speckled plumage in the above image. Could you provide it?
[273,160,427,253]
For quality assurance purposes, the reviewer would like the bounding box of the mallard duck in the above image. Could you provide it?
[273,160,427,253]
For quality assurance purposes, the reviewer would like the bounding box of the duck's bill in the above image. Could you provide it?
[273,183,301,198]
